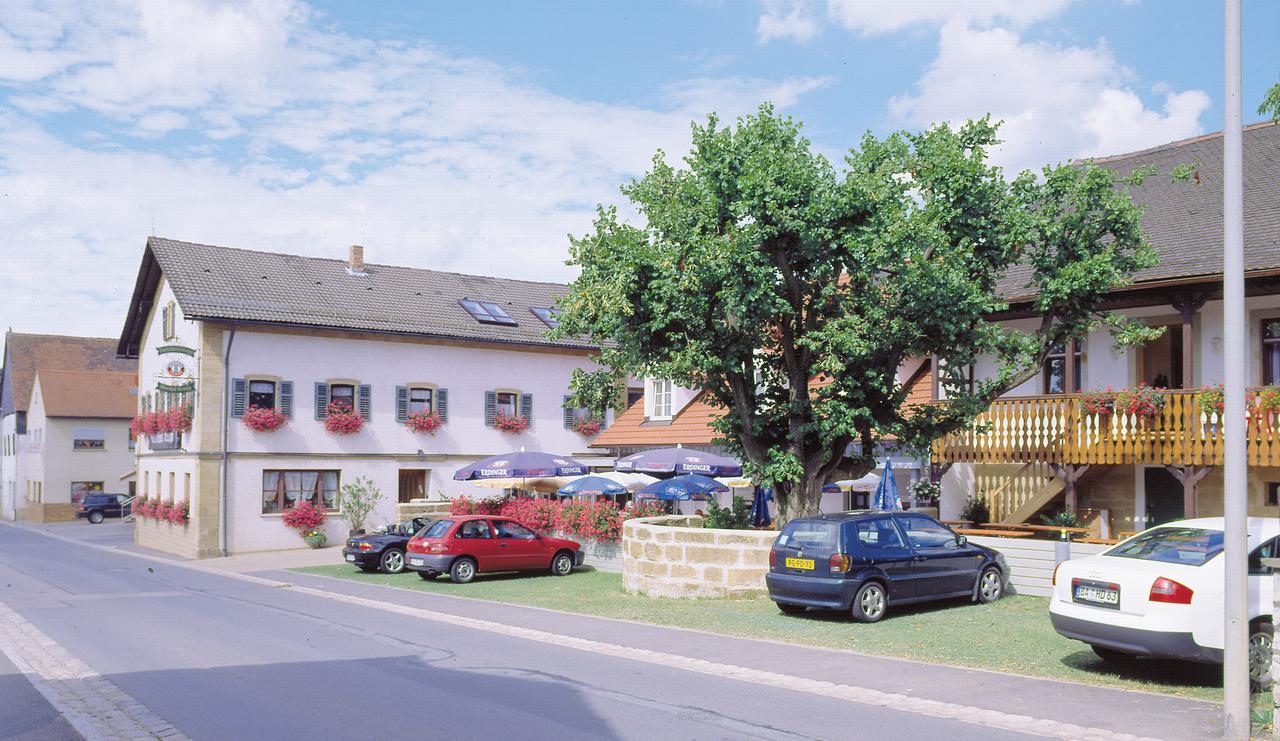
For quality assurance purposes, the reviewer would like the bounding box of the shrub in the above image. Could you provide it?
[909,479,941,505]
[134,496,151,519]
[624,501,667,520]
[1114,384,1165,418]
[1079,388,1117,416]
[1257,386,1280,413]
[492,413,529,434]
[324,401,364,434]
[449,495,506,515]
[1039,510,1084,529]
[243,405,288,432]
[499,497,560,532]
[282,501,326,532]
[405,410,443,433]
[960,494,989,525]
[338,476,383,532]
[703,496,753,529]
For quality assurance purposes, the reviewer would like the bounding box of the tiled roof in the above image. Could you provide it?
[591,393,725,448]
[997,120,1280,301]
[36,370,137,419]
[2,333,136,414]
[121,237,598,354]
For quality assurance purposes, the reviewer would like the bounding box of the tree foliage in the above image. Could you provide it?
[554,105,1155,521]
[566,367,626,419]
[1261,82,1280,121]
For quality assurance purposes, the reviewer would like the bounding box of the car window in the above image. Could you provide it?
[898,516,957,549]
[422,519,453,538]
[456,520,493,539]
[1107,527,1223,566]
[1249,537,1279,575]
[494,520,536,539]
[776,520,839,549]
[853,518,907,550]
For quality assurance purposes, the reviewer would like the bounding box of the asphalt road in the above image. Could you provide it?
[0,523,1045,741]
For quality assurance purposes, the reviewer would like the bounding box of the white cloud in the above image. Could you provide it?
[825,0,1074,36]
[757,0,821,43]
[887,23,1208,173]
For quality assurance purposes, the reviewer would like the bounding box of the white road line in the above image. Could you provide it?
[0,601,187,741]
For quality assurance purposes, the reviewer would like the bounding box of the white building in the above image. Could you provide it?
[117,238,612,558]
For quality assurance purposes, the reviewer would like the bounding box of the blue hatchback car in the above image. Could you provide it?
[766,511,1007,622]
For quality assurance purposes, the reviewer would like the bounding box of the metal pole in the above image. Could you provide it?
[1221,0,1249,736]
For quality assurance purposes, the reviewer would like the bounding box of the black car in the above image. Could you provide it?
[75,494,131,524]
[766,511,1007,622]
[343,517,433,574]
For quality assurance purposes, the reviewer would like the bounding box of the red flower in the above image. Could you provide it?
[324,401,364,434]
[571,417,602,437]
[405,410,443,434]
[154,500,172,521]
[243,405,288,432]
[492,413,528,434]
[282,501,326,531]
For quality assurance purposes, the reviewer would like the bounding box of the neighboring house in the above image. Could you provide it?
[932,121,1280,534]
[21,370,137,522]
[0,332,136,521]
[117,238,612,558]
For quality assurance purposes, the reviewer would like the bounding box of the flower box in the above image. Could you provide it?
[492,412,529,434]
[1113,384,1166,419]
[405,410,443,434]
[324,401,364,434]
[571,416,602,437]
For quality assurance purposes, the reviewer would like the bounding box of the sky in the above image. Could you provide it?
[1,0,1278,339]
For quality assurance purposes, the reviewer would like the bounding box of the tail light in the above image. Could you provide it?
[407,537,424,553]
[1052,563,1061,586]
[829,553,851,573]
[357,542,373,552]
[1149,577,1194,605]
[769,549,777,568]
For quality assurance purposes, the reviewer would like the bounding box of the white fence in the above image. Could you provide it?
[969,536,1108,597]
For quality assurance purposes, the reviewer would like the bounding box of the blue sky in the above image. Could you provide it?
[1,0,1277,336]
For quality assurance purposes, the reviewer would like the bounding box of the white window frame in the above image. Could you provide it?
[645,378,673,421]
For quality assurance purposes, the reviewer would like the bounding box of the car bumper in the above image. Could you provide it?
[766,572,857,610]
[1050,612,1221,663]
[341,550,381,568]
[404,554,454,573]
[73,511,89,519]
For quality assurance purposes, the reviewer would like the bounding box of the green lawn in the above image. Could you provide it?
[294,565,1226,701]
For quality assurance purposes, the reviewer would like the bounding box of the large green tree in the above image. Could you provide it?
[554,106,1156,522]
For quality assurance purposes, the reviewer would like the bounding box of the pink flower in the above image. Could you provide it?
[243,405,288,432]
[324,401,364,434]
[405,411,443,434]
[492,413,528,434]
[282,501,326,531]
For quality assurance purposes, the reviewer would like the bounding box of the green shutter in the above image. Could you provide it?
[563,395,575,429]
[280,381,294,418]
[396,386,409,423]
[484,390,497,427]
[315,383,329,420]
[231,379,246,417]
[520,393,533,426]
[358,384,372,420]
[437,388,449,422]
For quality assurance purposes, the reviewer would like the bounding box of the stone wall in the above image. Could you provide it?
[23,502,77,523]
[622,515,776,598]
[395,500,453,519]
[135,517,199,559]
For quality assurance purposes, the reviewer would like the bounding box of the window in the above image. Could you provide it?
[854,518,907,550]
[261,470,339,513]
[530,307,560,329]
[494,520,537,539]
[73,427,105,450]
[70,481,104,504]
[409,387,434,416]
[1268,483,1279,507]
[459,299,517,326]
[496,391,519,417]
[1043,341,1083,394]
[1249,537,1279,576]
[1263,320,1280,385]
[329,383,355,413]
[249,380,277,410]
[647,379,673,419]
[456,520,493,539]
[627,387,644,408]
[898,516,957,549]
[1107,527,1223,566]
[423,519,453,538]
[776,520,839,549]
[162,301,178,340]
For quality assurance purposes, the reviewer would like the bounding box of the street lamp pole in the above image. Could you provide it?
[1221,0,1249,736]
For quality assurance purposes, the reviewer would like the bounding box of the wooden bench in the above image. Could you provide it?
[1076,536,1121,545]
[940,519,973,527]
[955,527,1034,538]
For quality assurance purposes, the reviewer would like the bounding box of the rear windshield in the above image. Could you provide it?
[776,521,840,549]
[1107,527,1224,567]
[421,520,453,539]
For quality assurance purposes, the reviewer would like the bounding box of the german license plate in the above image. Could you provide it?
[785,557,815,570]
[409,557,424,567]
[1073,579,1120,609]
[344,554,355,562]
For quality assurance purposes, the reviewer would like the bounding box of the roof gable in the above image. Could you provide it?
[34,370,137,419]
[1,333,136,414]
[591,392,725,448]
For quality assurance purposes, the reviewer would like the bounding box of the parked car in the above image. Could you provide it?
[1049,516,1277,687]
[343,517,434,574]
[766,511,1007,622]
[404,514,584,584]
[75,493,131,524]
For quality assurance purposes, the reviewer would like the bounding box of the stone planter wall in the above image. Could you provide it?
[396,500,453,519]
[135,517,199,559]
[548,530,623,572]
[622,515,776,599]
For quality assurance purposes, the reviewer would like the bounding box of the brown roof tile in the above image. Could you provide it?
[3,333,136,413]
[36,370,137,419]
[592,393,725,448]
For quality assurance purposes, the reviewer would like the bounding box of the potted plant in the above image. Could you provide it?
[909,478,941,507]
[168,498,190,526]
[1200,384,1225,415]
[168,404,193,433]
[282,500,327,547]
[243,405,288,432]
[337,476,383,536]
[1257,386,1280,414]
[324,400,364,434]
[1114,384,1166,422]
[493,412,529,434]
[1079,388,1116,419]
[405,410,443,434]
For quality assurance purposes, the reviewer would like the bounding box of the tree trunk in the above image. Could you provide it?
[775,457,877,526]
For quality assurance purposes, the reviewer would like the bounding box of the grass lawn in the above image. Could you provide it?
[294,565,1227,701]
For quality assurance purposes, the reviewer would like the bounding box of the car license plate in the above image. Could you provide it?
[344,554,355,562]
[1073,579,1120,609]
[409,557,424,567]
[785,557,815,570]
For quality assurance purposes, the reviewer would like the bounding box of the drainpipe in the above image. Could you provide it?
[219,325,237,557]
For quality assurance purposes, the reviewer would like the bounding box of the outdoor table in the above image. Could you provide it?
[954,527,1034,538]
[1012,524,1091,535]
[977,522,1034,530]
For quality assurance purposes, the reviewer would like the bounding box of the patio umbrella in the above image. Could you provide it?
[638,474,729,501]
[615,446,743,478]
[751,485,773,528]
[840,473,881,492]
[556,475,628,497]
[586,471,659,492]
[822,482,842,494]
[873,460,901,511]
[454,449,588,493]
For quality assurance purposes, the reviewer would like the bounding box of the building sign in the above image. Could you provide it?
[154,345,197,387]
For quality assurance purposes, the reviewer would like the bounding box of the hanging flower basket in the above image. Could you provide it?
[141,413,162,436]
[571,416,602,437]
[243,405,288,432]
[167,405,193,433]
[493,412,529,434]
[324,401,364,434]
[405,410,443,434]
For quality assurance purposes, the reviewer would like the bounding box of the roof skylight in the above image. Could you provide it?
[459,299,518,326]
[530,307,560,329]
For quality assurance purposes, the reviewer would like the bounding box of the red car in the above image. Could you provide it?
[405,514,583,583]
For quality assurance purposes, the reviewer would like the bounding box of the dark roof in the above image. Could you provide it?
[1,333,136,415]
[118,237,597,356]
[36,370,137,419]
[997,120,1280,301]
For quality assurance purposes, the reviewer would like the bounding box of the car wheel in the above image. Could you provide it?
[418,570,439,581]
[776,602,807,616]
[450,558,477,584]
[976,566,1003,603]
[379,549,406,574]
[550,551,574,576]
[87,511,104,524]
[851,581,887,623]
[1091,645,1135,662]
[1249,621,1273,691]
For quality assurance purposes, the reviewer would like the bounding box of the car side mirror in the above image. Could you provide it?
[955,535,967,546]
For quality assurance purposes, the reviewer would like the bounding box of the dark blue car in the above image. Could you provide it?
[766,511,1007,622]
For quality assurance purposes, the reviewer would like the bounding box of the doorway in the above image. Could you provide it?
[1143,468,1183,526]
[1138,323,1183,389]
[398,469,427,504]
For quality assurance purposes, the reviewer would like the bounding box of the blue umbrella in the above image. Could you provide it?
[822,482,841,494]
[556,475,628,497]
[873,459,901,511]
[751,486,774,527]
[615,447,743,477]
[638,474,729,501]
[453,449,587,481]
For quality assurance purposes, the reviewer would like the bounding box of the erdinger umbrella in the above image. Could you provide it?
[454,449,587,482]
[822,482,841,494]
[556,475,628,497]
[615,446,742,477]
[638,474,729,501]
[873,460,902,511]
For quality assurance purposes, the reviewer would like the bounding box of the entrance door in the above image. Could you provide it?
[1138,324,1183,389]
[1144,468,1184,526]
[398,469,427,504]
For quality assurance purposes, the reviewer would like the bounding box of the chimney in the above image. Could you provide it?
[347,244,366,275]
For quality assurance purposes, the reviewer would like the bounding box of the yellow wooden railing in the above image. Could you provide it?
[932,388,1280,467]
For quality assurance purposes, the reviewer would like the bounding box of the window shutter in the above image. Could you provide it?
[358,384,372,420]
[484,390,496,427]
[396,386,409,423]
[436,388,449,422]
[563,395,575,429]
[280,381,294,418]
[231,378,246,417]
[520,393,533,426]
[161,305,170,339]
[315,383,329,420]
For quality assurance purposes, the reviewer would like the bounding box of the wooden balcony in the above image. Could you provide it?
[932,388,1280,467]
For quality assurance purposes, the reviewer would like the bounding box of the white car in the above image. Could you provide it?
[1049,517,1277,686]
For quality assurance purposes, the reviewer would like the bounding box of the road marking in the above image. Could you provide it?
[0,601,188,741]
